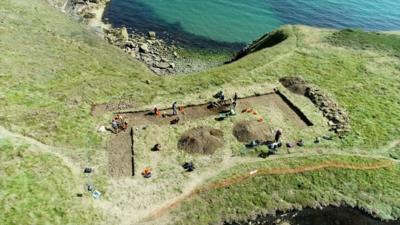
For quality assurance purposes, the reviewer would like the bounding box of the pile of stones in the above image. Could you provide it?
[305,87,350,136]
[104,27,179,75]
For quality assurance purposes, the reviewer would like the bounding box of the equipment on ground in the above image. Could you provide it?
[215,109,236,121]
[152,143,162,151]
[142,168,152,178]
[245,140,261,148]
[170,117,180,125]
[182,162,195,172]
[84,168,93,173]
[213,91,225,101]
[92,190,101,199]
[87,184,95,192]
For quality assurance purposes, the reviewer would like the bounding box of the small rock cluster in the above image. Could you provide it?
[61,0,179,75]
[305,87,350,136]
[104,28,179,75]
[70,0,108,16]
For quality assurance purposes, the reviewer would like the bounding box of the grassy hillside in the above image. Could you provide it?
[1,0,400,150]
[0,139,103,224]
[1,0,400,224]
[171,155,400,224]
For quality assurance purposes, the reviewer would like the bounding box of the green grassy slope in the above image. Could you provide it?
[1,1,400,224]
[1,0,399,150]
[0,139,102,224]
[0,0,158,148]
[172,155,400,225]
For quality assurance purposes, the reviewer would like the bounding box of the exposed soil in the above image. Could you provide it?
[178,127,224,155]
[107,130,133,177]
[279,76,308,95]
[233,120,272,142]
[91,101,135,117]
[119,93,310,128]
[106,92,312,177]
[225,206,400,225]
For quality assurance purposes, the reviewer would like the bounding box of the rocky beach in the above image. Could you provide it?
[49,0,230,75]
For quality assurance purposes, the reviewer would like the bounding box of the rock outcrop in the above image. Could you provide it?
[104,28,179,75]
[280,76,350,136]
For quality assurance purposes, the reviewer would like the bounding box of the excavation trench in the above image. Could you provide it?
[107,92,313,177]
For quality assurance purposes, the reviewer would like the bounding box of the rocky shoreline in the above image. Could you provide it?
[104,27,179,74]
[48,0,227,75]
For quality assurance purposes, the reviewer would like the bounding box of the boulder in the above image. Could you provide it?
[120,27,129,42]
[155,62,171,69]
[83,12,96,19]
[148,31,156,39]
[125,41,135,48]
[73,0,85,4]
[139,43,149,53]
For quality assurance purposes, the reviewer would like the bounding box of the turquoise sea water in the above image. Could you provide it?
[103,0,400,49]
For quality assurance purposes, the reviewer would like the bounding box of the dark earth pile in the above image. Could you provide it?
[178,127,224,154]
[279,76,308,95]
[233,121,272,143]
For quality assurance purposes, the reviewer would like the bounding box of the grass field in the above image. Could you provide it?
[1,0,400,224]
[171,155,400,225]
[1,0,400,150]
[0,139,103,225]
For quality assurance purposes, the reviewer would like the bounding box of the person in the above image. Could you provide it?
[231,101,237,110]
[172,102,177,115]
[121,121,128,131]
[111,119,119,133]
[234,92,238,102]
[275,129,282,142]
[154,106,160,116]
[219,91,225,102]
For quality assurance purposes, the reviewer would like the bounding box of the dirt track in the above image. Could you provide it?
[150,159,395,219]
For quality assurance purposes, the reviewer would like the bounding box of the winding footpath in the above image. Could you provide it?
[149,155,397,221]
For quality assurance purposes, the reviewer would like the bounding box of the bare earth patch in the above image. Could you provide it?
[279,76,308,95]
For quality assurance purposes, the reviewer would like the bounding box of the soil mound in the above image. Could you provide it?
[233,121,272,143]
[279,76,308,95]
[178,127,224,154]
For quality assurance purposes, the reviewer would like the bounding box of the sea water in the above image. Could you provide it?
[103,0,400,49]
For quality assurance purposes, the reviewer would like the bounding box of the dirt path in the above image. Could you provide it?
[149,157,395,221]
[0,126,81,175]
[383,140,400,151]
[139,155,262,223]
